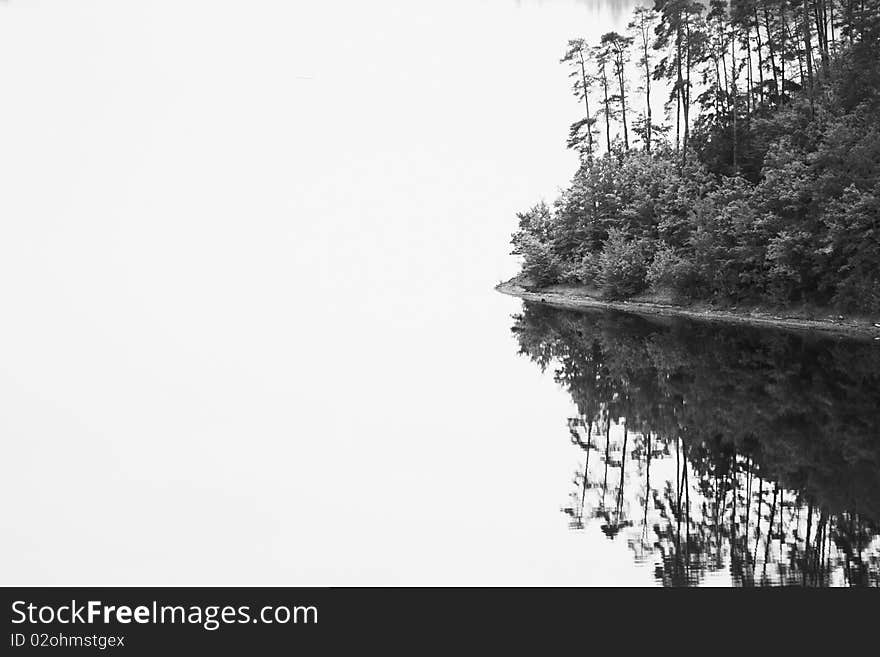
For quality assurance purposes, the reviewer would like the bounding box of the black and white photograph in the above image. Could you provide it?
[1,0,878,629]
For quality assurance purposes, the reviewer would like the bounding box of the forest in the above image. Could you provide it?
[510,0,880,313]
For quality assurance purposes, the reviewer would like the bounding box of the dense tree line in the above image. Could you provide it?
[513,0,880,312]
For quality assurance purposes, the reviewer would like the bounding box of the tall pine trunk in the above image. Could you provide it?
[578,51,594,157]
[683,17,692,164]
[601,63,612,154]
[762,2,780,106]
[731,27,738,171]
[780,1,787,106]
[641,28,652,152]
[617,57,629,150]
[803,0,816,114]
[754,8,766,108]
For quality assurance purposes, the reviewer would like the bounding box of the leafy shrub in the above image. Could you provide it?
[597,229,647,299]
[515,233,561,287]
[647,244,702,300]
[832,276,880,314]
[646,245,681,291]
[559,254,601,285]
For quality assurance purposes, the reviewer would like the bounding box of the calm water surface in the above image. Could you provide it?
[1,0,877,586]
[513,304,880,586]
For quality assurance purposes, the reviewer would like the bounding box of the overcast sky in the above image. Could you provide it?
[0,0,659,585]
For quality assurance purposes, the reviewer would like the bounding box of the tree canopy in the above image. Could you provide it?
[511,0,880,313]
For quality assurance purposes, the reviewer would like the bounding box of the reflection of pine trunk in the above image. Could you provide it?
[730,451,741,581]
[616,421,628,523]
[676,437,682,519]
[763,485,779,577]
[714,469,723,546]
[675,436,682,551]
[580,419,593,515]
[643,431,651,532]
[753,476,764,566]
[684,455,691,574]
[744,457,753,554]
[817,510,828,578]
[804,500,814,585]
[826,516,833,574]
[731,452,738,545]
[603,415,611,496]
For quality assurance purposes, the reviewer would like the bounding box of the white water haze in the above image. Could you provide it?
[0,0,653,584]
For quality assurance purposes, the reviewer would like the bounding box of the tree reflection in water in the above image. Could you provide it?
[512,303,880,586]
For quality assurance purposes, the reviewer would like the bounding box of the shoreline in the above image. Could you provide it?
[495,278,880,340]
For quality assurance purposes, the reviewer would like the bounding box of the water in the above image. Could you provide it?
[0,1,876,586]
[513,303,880,586]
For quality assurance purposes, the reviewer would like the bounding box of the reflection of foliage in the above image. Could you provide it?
[513,303,880,586]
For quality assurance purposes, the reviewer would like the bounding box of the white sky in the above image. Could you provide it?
[0,0,656,585]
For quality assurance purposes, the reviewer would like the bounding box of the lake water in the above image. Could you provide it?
[0,0,877,586]
[513,303,880,586]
